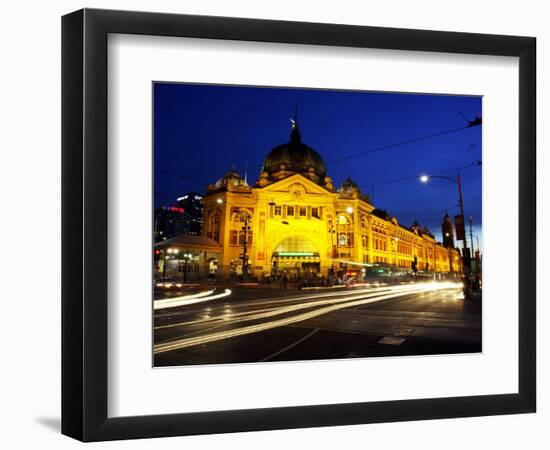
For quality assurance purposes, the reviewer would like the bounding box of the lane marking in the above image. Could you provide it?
[260,328,320,362]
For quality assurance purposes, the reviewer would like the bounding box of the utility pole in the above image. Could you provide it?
[241,212,250,281]
[183,254,188,283]
[329,224,337,274]
[468,216,475,254]
[457,174,467,254]
[420,171,474,298]
[456,174,472,300]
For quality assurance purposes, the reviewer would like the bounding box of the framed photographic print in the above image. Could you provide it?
[62,8,536,441]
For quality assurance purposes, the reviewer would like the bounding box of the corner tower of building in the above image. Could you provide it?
[442,212,455,248]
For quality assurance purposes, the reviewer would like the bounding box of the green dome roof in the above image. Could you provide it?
[261,121,326,178]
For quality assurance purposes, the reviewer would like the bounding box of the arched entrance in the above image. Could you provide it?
[271,236,321,278]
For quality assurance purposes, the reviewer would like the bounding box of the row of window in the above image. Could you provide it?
[397,242,413,256]
[372,226,386,235]
[272,205,321,219]
[373,237,387,251]
[373,256,388,263]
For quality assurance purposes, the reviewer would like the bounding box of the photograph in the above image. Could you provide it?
[152,83,483,367]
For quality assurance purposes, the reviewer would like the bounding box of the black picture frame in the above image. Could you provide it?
[62,8,536,442]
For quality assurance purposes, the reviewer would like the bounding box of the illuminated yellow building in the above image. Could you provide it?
[202,120,461,278]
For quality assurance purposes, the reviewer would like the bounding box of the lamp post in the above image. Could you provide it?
[468,216,475,254]
[182,253,192,282]
[216,198,252,281]
[444,231,454,274]
[329,224,337,274]
[420,169,480,297]
[420,173,468,266]
[241,212,250,281]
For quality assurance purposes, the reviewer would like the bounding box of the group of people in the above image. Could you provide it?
[462,271,482,300]
[258,270,352,290]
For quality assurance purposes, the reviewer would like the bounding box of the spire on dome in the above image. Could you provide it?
[290,104,301,143]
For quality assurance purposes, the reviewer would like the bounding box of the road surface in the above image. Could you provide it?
[153,281,481,367]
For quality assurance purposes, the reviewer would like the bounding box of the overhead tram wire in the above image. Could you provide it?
[362,161,482,192]
[351,143,476,177]
[339,143,477,187]
[155,167,210,188]
[326,124,476,165]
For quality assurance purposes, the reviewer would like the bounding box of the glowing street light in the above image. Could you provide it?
[216,198,223,204]
[419,170,474,296]
[182,253,193,283]
[346,206,353,214]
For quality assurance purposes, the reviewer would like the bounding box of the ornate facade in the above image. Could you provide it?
[202,120,461,278]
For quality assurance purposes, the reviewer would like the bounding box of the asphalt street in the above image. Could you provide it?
[153,282,481,367]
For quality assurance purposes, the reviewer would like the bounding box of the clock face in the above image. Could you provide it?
[289,183,306,199]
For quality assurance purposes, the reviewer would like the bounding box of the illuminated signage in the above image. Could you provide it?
[278,252,315,257]
[163,206,185,213]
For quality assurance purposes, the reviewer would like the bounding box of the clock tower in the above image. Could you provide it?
[442,212,455,248]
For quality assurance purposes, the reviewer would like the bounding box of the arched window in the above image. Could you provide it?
[360,215,368,248]
[206,210,221,242]
[337,214,353,247]
[337,214,349,225]
[275,235,318,254]
[339,234,348,246]
[229,209,253,246]
[210,211,220,242]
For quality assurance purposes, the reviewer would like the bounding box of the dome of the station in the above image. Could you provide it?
[261,120,327,179]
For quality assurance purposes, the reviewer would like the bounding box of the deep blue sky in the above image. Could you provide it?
[154,83,482,248]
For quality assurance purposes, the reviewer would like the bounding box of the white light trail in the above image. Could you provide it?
[153,289,231,310]
[154,283,439,329]
[154,282,461,353]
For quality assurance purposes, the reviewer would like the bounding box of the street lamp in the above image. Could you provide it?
[329,223,337,275]
[182,253,192,282]
[420,170,478,296]
[214,197,252,281]
[240,212,251,281]
[419,173,467,256]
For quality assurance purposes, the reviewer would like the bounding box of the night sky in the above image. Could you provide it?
[154,83,482,248]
